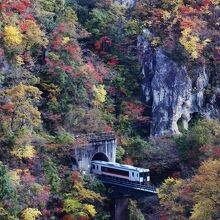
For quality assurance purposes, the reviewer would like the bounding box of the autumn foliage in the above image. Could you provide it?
[0,0,219,219]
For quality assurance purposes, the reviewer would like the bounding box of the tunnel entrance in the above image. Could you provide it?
[91,152,109,162]
[61,155,79,171]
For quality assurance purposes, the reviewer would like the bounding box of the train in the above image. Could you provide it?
[91,160,150,184]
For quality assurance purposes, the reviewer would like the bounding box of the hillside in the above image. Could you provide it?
[0,0,219,220]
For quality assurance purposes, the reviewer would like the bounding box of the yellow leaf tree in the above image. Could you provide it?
[158,160,220,219]
[2,83,42,133]
[63,173,104,218]
[93,84,107,106]
[158,177,192,219]
[179,28,200,59]
[11,145,37,159]
[3,26,23,49]
[190,160,220,220]
[21,208,41,220]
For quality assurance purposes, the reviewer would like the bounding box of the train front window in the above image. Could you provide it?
[140,172,149,178]
[140,172,145,178]
[92,165,95,169]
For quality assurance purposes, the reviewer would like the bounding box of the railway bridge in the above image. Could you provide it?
[69,132,116,171]
[69,132,157,195]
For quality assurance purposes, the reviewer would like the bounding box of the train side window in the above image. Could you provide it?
[92,165,95,169]
[96,165,98,170]
[137,173,138,177]
[132,172,134,177]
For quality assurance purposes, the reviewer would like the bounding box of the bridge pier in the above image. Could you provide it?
[114,197,129,220]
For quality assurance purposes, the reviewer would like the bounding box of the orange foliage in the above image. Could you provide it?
[178,6,196,15]
[62,214,75,220]
[180,17,205,32]
[79,217,91,220]
[151,8,169,26]
[95,36,112,54]
[0,102,14,112]
[123,156,133,165]
[72,171,80,184]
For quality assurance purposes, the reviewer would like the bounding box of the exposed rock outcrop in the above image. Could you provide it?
[116,0,136,8]
[138,35,220,136]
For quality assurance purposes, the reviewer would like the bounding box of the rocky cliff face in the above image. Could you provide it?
[116,0,136,8]
[138,35,220,136]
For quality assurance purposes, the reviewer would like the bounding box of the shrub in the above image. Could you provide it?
[128,199,145,220]
[175,119,220,162]
[21,208,41,220]
[44,157,61,193]
[0,162,18,215]
[3,26,23,48]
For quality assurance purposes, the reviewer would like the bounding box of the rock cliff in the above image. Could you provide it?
[138,35,220,136]
[116,0,136,7]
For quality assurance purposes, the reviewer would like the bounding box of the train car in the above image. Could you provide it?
[91,160,150,183]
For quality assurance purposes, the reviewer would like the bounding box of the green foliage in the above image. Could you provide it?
[81,174,109,219]
[175,119,220,161]
[30,183,44,195]
[53,129,75,146]
[44,157,61,193]
[36,0,65,13]
[0,207,18,220]
[128,199,145,220]
[82,173,106,195]
[85,4,125,38]
[95,211,111,220]
[116,145,125,163]
[63,199,82,213]
[0,162,18,216]
[125,136,151,165]
[0,0,219,218]
[125,19,141,36]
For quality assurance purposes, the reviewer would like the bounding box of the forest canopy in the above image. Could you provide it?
[0,0,219,219]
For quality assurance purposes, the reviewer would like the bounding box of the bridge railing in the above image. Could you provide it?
[76,132,115,142]
[72,132,116,148]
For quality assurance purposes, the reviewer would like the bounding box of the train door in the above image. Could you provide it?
[97,164,101,174]
[130,171,137,181]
